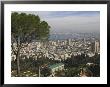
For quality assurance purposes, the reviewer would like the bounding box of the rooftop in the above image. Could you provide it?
[48,63,64,69]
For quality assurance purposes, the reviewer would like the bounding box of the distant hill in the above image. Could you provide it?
[49,33,100,40]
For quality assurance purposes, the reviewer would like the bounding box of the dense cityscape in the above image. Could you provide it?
[11,12,100,77]
[11,33,100,77]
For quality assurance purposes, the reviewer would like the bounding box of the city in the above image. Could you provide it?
[11,11,100,77]
[11,34,100,77]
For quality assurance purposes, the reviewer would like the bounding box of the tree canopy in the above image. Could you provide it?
[11,12,50,43]
[11,12,50,75]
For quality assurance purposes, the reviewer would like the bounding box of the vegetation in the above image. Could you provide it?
[11,12,50,76]
[41,67,51,77]
[11,53,100,77]
[11,57,60,77]
[64,53,100,68]
[65,67,80,77]
[63,53,100,77]
[11,12,100,77]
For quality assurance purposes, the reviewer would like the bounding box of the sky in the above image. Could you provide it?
[17,11,100,34]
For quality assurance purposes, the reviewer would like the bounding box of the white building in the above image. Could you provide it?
[48,63,64,76]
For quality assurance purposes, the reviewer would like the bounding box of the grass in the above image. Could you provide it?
[11,70,38,77]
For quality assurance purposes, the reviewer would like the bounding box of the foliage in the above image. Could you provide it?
[65,68,80,77]
[64,53,100,77]
[11,12,50,42]
[41,67,51,77]
[11,12,50,75]
[11,52,100,77]
[11,57,61,76]
[64,53,100,67]
[87,64,100,77]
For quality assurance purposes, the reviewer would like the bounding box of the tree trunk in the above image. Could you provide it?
[38,66,40,77]
[16,36,21,76]
[16,51,20,76]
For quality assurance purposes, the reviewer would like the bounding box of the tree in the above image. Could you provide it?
[65,68,80,77]
[38,21,50,40]
[87,64,100,77]
[11,12,50,76]
[41,67,51,77]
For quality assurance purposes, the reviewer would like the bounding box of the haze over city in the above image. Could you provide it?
[17,11,100,34]
[11,11,100,77]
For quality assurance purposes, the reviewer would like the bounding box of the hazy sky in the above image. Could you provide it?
[17,11,100,34]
